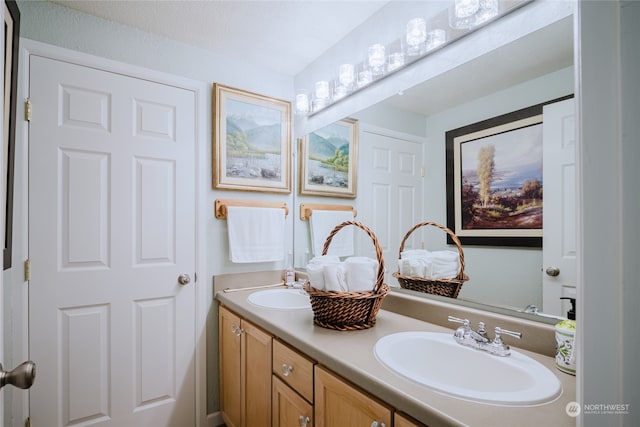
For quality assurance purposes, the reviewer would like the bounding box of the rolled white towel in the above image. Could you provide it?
[427,250,460,279]
[306,263,326,290]
[323,263,347,292]
[344,257,378,292]
[400,249,429,259]
[431,250,459,263]
[306,255,341,290]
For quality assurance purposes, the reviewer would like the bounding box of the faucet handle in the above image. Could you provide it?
[448,316,470,339]
[494,327,522,341]
[447,316,469,326]
[489,327,522,356]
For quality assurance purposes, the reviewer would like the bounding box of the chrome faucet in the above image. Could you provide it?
[448,316,522,356]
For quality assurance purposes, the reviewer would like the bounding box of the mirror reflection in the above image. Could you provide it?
[294,11,575,322]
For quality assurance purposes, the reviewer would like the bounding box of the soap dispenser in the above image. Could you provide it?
[284,251,295,287]
[555,297,576,375]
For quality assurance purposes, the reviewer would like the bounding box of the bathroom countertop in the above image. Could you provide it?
[216,288,577,427]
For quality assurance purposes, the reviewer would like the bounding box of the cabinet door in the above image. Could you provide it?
[219,306,242,427]
[315,366,391,427]
[242,319,273,427]
[273,376,313,427]
[395,412,428,427]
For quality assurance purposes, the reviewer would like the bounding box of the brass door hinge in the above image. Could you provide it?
[25,98,32,122]
[24,259,31,281]
[420,167,425,177]
[25,416,31,427]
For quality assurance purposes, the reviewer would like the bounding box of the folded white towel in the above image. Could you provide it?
[400,249,430,259]
[227,206,285,263]
[310,210,354,257]
[323,263,347,292]
[399,249,459,279]
[306,255,341,290]
[344,257,378,291]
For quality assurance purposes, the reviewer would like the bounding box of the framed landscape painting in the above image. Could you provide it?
[445,102,554,247]
[299,118,358,198]
[213,83,291,193]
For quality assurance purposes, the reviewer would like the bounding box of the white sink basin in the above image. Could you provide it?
[374,331,562,406]
[247,288,311,310]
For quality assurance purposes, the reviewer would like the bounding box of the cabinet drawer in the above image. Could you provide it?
[273,339,314,402]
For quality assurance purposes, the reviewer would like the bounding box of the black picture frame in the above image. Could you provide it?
[4,0,20,269]
[445,95,572,248]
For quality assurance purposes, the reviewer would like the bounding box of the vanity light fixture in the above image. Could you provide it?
[449,0,480,29]
[295,90,310,115]
[295,0,529,116]
[368,43,386,76]
[426,29,447,51]
[338,63,355,88]
[406,18,427,56]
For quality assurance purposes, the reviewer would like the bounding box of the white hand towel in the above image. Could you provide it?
[310,210,354,257]
[344,257,378,291]
[306,255,340,290]
[227,206,285,263]
[323,263,347,292]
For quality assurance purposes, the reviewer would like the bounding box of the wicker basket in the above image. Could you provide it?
[392,221,469,298]
[303,221,390,331]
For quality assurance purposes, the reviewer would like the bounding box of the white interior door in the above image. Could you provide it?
[542,97,577,317]
[28,55,196,426]
[357,126,424,284]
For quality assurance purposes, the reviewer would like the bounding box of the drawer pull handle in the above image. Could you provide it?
[371,422,386,427]
[282,363,294,376]
[231,325,244,336]
[299,415,310,426]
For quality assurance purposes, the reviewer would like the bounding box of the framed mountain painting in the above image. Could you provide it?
[213,83,291,193]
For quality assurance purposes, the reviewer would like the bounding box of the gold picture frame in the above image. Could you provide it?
[213,83,292,193]
[299,118,358,198]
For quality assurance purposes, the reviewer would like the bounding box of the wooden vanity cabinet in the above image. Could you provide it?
[273,376,313,427]
[272,339,315,427]
[314,365,392,427]
[395,412,428,427]
[219,305,272,427]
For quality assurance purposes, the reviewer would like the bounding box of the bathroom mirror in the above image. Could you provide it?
[293,5,575,323]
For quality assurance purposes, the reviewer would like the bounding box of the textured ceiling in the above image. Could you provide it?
[51,0,391,75]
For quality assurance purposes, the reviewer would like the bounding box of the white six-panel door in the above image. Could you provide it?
[542,98,577,316]
[28,55,196,426]
[357,126,424,284]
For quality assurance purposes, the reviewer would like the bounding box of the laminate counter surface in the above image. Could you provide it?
[216,288,576,427]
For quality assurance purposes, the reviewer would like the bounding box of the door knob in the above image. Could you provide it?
[545,267,560,277]
[0,361,36,390]
[178,274,191,285]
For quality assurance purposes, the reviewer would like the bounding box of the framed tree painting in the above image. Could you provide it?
[445,99,567,247]
[299,118,358,198]
[213,83,292,193]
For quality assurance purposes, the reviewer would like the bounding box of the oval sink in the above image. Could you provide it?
[247,288,311,310]
[374,331,562,406]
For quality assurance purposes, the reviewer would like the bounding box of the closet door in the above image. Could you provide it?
[29,54,197,426]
